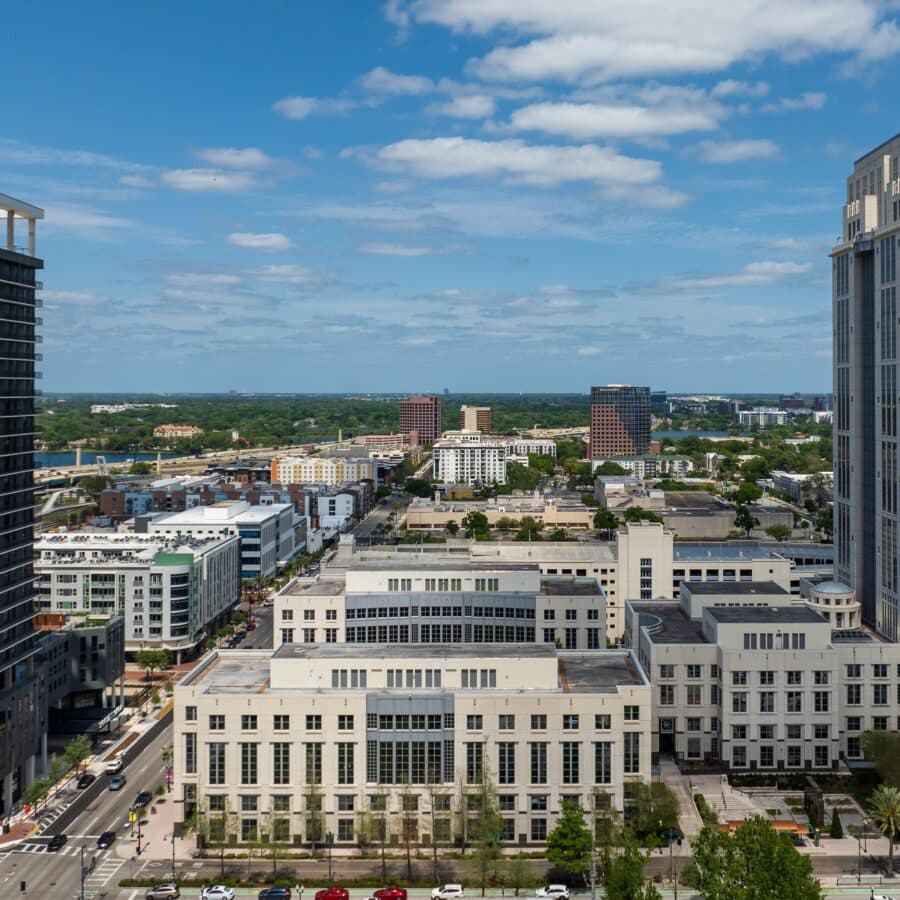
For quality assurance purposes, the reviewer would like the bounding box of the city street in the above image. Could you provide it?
[354,495,411,542]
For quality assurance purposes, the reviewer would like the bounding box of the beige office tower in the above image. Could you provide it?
[459,405,491,433]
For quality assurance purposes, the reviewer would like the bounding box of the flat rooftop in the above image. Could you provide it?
[705,605,826,624]
[682,581,788,596]
[559,653,645,692]
[630,601,707,645]
[283,577,346,597]
[273,642,556,660]
[673,541,833,562]
[664,492,722,509]
[183,651,271,692]
[350,560,539,572]
[541,577,602,596]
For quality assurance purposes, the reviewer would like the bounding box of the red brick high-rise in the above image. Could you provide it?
[589,385,650,457]
[399,394,443,445]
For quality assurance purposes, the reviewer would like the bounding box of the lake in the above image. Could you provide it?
[35,451,178,469]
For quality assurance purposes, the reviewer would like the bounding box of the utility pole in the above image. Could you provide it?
[171,830,176,884]
[136,809,143,856]
[80,845,86,900]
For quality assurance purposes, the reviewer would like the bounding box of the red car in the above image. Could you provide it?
[374,889,407,900]
[315,889,349,900]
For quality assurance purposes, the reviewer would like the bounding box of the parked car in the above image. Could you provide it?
[109,773,126,791]
[144,884,181,900]
[97,830,116,849]
[258,889,292,900]
[104,755,124,775]
[315,889,349,900]
[200,888,236,900]
[432,886,464,900]
[536,887,570,900]
[144,886,181,899]
[76,773,95,789]
[132,790,153,809]
[46,833,67,852]
[373,888,407,900]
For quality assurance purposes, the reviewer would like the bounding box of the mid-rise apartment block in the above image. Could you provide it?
[833,134,900,638]
[433,433,508,485]
[591,454,693,479]
[173,644,651,847]
[459,405,491,433]
[737,408,789,428]
[271,456,377,487]
[0,195,47,815]
[399,394,442,445]
[35,532,241,659]
[589,385,651,458]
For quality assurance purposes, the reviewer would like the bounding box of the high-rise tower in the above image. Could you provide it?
[589,385,651,458]
[832,136,900,637]
[399,395,442,445]
[0,195,46,813]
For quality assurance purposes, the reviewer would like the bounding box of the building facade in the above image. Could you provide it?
[459,405,492,433]
[589,385,651,458]
[271,456,377,487]
[592,455,694,479]
[35,532,241,659]
[399,395,442,446]
[0,195,47,815]
[432,434,508,485]
[173,644,652,847]
[737,408,789,428]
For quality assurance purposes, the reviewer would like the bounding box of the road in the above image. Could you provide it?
[241,604,273,649]
[0,713,172,898]
[354,495,411,542]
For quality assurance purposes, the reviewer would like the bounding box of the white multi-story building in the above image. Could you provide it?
[626,580,900,769]
[506,438,557,457]
[433,433,508,485]
[737,408,789,428]
[35,532,240,659]
[173,644,652,848]
[591,455,694,479]
[771,470,833,502]
[148,501,296,579]
[271,456,378,487]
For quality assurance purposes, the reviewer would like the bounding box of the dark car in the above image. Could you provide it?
[258,889,292,900]
[132,791,153,809]
[97,830,116,850]
[46,833,67,852]
[76,773,96,789]
[315,889,349,900]
[374,889,407,900]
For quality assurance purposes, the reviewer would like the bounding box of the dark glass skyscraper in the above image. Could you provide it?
[0,195,46,814]
[589,385,651,458]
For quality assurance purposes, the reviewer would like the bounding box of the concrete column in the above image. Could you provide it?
[1,772,11,816]
[41,733,48,774]
[5,210,13,250]
[27,218,35,257]
[25,753,35,787]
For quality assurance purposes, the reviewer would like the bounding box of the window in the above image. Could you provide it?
[338,715,354,730]
[209,743,226,784]
[759,692,775,713]
[241,743,258,785]
[595,714,611,730]
[281,629,294,644]
[499,715,515,730]
[874,663,888,678]
[686,718,702,732]
[787,671,802,685]
[623,733,640,774]
[847,684,862,705]
[847,664,861,678]
[273,743,290,785]
[467,715,483,730]
[531,714,547,730]
[466,743,484,783]
[563,714,579,730]
[814,692,830,713]
[531,819,547,841]
[209,714,225,731]
[874,684,889,705]
[242,818,258,842]
[873,716,889,731]
[732,694,747,713]
[787,692,802,713]
[847,716,861,731]
[687,738,701,759]
[186,706,197,722]
[759,725,775,740]
[659,664,675,679]
[594,742,612,784]
[759,746,774,768]
[337,743,354,784]
[305,743,322,784]
[814,671,829,685]
[687,664,702,679]
[272,795,290,812]
[732,725,747,740]
[303,629,315,643]
[814,725,829,740]
[274,715,290,731]
[787,724,803,740]
[282,609,293,621]
[787,746,802,768]
[241,715,257,731]
[498,743,515,785]
[732,671,747,686]
[530,743,548,784]
[624,706,639,722]
[759,671,775,685]
[338,819,354,841]
[659,685,675,706]
[306,715,322,730]
[304,609,315,621]
[565,609,577,621]
[848,736,861,758]
[686,685,702,705]
[562,742,579,784]
[337,795,355,812]
[544,610,556,620]
[732,746,747,767]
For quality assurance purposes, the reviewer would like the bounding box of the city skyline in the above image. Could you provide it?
[5,3,900,391]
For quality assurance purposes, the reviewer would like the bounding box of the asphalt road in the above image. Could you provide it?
[0,713,173,899]
[354,495,410,542]
[241,605,274,650]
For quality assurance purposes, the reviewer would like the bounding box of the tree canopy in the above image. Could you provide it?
[546,799,593,877]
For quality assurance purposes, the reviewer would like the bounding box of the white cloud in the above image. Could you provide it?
[43,203,134,232]
[693,139,779,163]
[427,94,497,118]
[761,92,827,112]
[404,0,900,82]
[361,66,434,94]
[358,242,435,256]
[271,96,355,119]
[0,138,151,172]
[168,273,241,287]
[41,290,104,306]
[227,232,293,251]
[119,174,155,188]
[669,260,812,290]
[576,345,602,355]
[711,80,770,97]
[194,147,281,169]
[160,169,257,192]
[251,265,316,284]
[508,100,719,139]
[365,137,662,187]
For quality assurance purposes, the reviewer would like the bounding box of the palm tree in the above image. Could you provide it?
[870,784,900,875]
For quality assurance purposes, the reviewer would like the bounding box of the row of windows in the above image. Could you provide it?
[732,745,829,768]
[385,577,500,592]
[343,605,537,620]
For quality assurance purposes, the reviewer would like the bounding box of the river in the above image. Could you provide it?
[35,451,178,469]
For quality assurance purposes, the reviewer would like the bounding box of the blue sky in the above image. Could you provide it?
[5,1,900,394]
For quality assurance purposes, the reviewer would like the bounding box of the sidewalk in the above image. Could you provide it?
[658,756,703,837]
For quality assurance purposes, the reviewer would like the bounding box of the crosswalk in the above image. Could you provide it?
[84,856,123,889]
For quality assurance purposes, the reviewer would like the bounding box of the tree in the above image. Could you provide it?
[870,784,900,877]
[129,461,152,474]
[64,734,91,777]
[405,478,433,498]
[48,754,67,797]
[862,731,900,786]
[506,855,535,896]
[514,516,544,541]
[23,776,51,809]
[593,508,619,538]
[829,809,843,839]
[733,482,763,504]
[546,799,592,878]
[734,505,760,537]
[462,511,490,540]
[594,461,628,476]
[445,520,460,537]
[765,524,792,541]
[623,507,664,524]
[604,826,661,900]
[468,769,504,896]
[691,817,822,900]
[627,782,679,840]
[79,474,113,501]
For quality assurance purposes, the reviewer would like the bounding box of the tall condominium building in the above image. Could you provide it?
[399,394,442,445]
[589,385,650,457]
[0,195,46,814]
[459,405,491,433]
[832,135,900,637]
[432,433,508,485]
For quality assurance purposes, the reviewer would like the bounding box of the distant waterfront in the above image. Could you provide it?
[653,430,735,440]
[35,451,178,469]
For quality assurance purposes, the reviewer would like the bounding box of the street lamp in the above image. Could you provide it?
[857,817,871,885]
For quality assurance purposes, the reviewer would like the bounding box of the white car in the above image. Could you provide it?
[104,755,124,775]
[537,887,570,900]
[200,888,235,900]
[432,886,464,900]
[872,895,896,900]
